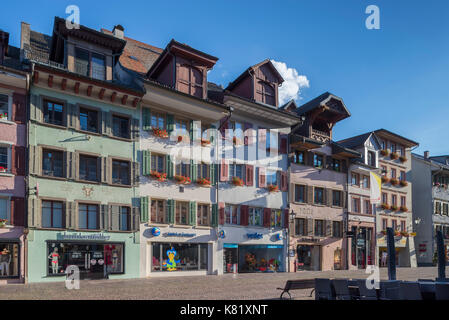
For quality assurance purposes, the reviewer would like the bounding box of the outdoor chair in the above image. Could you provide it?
[435,283,449,300]
[315,278,335,300]
[357,279,378,300]
[332,279,352,300]
[379,280,401,300]
[400,281,423,300]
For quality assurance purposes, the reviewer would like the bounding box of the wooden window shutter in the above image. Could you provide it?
[65,201,72,229]
[142,107,151,131]
[166,114,175,135]
[99,205,108,230]
[67,103,77,129]
[10,197,25,227]
[140,196,149,223]
[142,150,151,176]
[263,208,271,228]
[218,202,225,225]
[12,93,26,124]
[132,118,140,140]
[62,151,68,179]
[307,218,314,236]
[166,155,174,179]
[246,165,254,186]
[211,203,218,227]
[101,111,111,136]
[27,197,41,228]
[132,161,140,186]
[258,167,266,188]
[240,205,249,226]
[110,205,120,231]
[210,163,216,185]
[326,220,333,237]
[29,94,42,122]
[189,201,197,226]
[166,199,175,224]
[132,207,140,231]
[244,122,253,145]
[342,191,347,209]
[326,189,333,206]
[190,160,197,182]
[280,171,288,191]
[101,157,109,184]
[258,128,266,153]
[220,158,229,182]
[283,209,289,229]
[307,185,314,204]
[280,134,288,154]
[12,146,25,176]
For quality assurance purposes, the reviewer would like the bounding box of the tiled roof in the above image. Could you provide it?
[101,28,163,75]
[1,45,28,72]
[337,132,373,149]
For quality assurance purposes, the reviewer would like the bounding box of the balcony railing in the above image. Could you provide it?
[311,128,330,143]
[23,46,66,71]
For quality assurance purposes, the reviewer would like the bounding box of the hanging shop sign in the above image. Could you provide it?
[56,232,111,241]
[273,233,283,241]
[218,230,226,239]
[246,233,263,239]
[163,232,196,238]
[151,227,161,237]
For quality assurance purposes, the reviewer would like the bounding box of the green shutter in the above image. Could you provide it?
[166,155,174,179]
[140,196,149,223]
[167,114,175,135]
[209,125,216,143]
[210,163,216,185]
[142,107,151,131]
[166,199,175,224]
[142,150,151,175]
[189,201,197,226]
[190,160,197,182]
[211,204,218,227]
[189,120,194,142]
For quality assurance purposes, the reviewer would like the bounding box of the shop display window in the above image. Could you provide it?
[0,243,19,278]
[151,242,208,272]
[238,245,283,273]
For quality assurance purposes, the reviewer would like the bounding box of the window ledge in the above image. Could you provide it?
[75,128,102,136]
[109,135,132,142]
[0,172,14,177]
[0,118,14,125]
[38,122,68,130]
[147,222,170,227]
[195,225,212,230]
[110,183,133,188]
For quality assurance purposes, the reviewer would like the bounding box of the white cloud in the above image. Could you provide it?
[271,59,309,106]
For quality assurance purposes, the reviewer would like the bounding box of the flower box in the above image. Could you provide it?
[394,231,402,237]
[0,113,7,120]
[400,180,408,187]
[400,206,408,212]
[390,178,400,186]
[381,203,390,210]
[150,170,167,182]
[267,184,279,193]
[201,139,211,146]
[409,232,416,237]
[152,127,168,138]
[177,135,184,143]
[380,149,390,156]
[390,205,399,212]
[231,176,244,186]
[435,182,441,187]
[390,152,399,160]
[380,230,387,235]
[381,176,390,184]
[399,156,407,163]
[174,175,191,185]
[0,219,7,228]
[400,231,409,237]
[197,178,211,187]
[0,167,7,173]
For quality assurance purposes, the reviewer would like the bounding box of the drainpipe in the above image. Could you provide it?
[24,64,32,284]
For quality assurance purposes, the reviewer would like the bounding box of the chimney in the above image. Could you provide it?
[20,22,30,61]
[0,29,9,65]
[112,25,124,39]
[424,151,430,160]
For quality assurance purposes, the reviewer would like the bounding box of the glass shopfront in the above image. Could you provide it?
[351,227,373,269]
[234,245,284,273]
[0,242,19,278]
[151,243,209,272]
[46,242,124,279]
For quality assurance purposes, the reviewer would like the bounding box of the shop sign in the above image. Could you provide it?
[151,227,161,237]
[163,232,196,238]
[218,230,226,239]
[246,233,263,239]
[273,233,282,241]
[56,232,111,241]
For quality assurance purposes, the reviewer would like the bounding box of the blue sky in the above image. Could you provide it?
[2,0,449,155]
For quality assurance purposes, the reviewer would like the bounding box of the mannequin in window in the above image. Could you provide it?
[0,248,11,276]
[104,244,116,274]
[48,247,60,274]
[112,249,119,271]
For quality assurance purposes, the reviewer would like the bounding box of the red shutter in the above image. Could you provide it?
[263,208,271,228]
[10,197,25,226]
[280,134,288,154]
[12,93,26,124]
[246,165,254,186]
[12,146,26,176]
[219,202,225,225]
[281,171,288,192]
[258,129,266,152]
[240,205,249,226]
[244,122,253,145]
[220,158,229,182]
[258,167,266,188]
[283,208,289,228]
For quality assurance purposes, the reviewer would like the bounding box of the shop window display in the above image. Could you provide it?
[46,242,124,278]
[151,242,208,272]
[0,243,19,278]
[238,245,283,273]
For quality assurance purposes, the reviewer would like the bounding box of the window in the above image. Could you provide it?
[332,190,342,207]
[391,195,397,207]
[0,94,9,120]
[294,185,306,203]
[249,207,262,226]
[352,197,360,213]
[112,160,130,185]
[400,146,405,157]
[295,218,306,236]
[382,193,388,204]
[401,196,406,208]
[197,204,210,226]
[362,176,369,188]
[382,218,388,230]
[333,221,342,237]
[331,159,341,172]
[381,165,387,176]
[231,121,243,140]
[391,168,397,179]
[91,53,106,81]
[294,151,305,165]
[391,143,396,153]
[443,203,449,216]
[225,205,240,225]
[266,170,277,186]
[119,207,130,231]
[151,112,165,130]
[79,155,98,182]
[75,47,106,80]
[151,199,165,223]
[112,115,130,139]
[435,201,442,215]
[400,171,406,181]
[0,242,19,278]
[367,151,376,167]
[351,173,359,186]
[151,154,165,173]
[256,80,276,105]
[271,209,282,228]
[401,220,406,232]
[75,47,90,77]
[176,202,189,225]
[266,129,278,154]
[314,220,325,236]
[392,219,398,231]
[0,146,8,171]
[176,162,190,178]
[175,119,188,136]
[364,200,372,214]
[198,163,210,180]
[230,164,244,180]
[314,187,324,205]
[79,107,98,133]
[152,242,208,272]
[381,140,386,150]
[0,197,9,221]
[43,100,64,126]
[42,149,64,178]
[314,154,323,168]
[42,200,64,228]
[78,204,98,230]
[178,65,204,98]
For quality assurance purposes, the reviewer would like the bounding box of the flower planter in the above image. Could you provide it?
[201,139,211,146]
[390,205,399,212]
[390,178,399,186]
[400,180,408,187]
[150,171,167,182]
[380,149,390,156]
[152,128,168,139]
[267,184,279,193]
[380,230,387,235]
[390,152,399,160]
[177,136,183,143]
[381,203,390,210]
[0,167,6,173]
[174,175,191,185]
[399,156,407,163]
[196,178,211,187]
[381,176,390,184]
[231,176,244,186]
[400,232,409,237]
[0,219,7,228]
[0,113,7,120]
[400,206,408,212]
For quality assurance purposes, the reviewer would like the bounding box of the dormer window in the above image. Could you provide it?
[367,151,376,167]
[75,47,106,81]
[256,81,275,105]
[178,64,203,98]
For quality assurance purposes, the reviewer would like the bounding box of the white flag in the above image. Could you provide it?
[370,172,382,204]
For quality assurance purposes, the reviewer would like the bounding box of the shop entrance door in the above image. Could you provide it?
[67,244,105,280]
[297,245,312,271]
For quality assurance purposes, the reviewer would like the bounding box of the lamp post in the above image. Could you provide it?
[287,210,296,273]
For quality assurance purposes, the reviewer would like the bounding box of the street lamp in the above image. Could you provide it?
[287,210,296,273]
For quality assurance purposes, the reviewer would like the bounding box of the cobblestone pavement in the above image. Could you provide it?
[0,267,447,300]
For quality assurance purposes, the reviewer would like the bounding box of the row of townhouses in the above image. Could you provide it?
[0,17,445,284]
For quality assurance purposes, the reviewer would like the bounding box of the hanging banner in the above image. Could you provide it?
[370,172,382,204]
